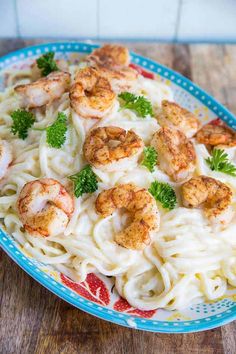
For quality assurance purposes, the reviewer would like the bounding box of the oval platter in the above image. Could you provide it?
[0,42,236,333]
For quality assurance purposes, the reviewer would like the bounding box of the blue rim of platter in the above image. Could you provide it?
[0,42,236,333]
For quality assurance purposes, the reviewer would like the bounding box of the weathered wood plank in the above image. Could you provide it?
[221,322,236,354]
[190,44,236,115]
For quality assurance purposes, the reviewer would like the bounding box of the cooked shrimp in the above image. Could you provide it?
[31,59,69,81]
[17,178,74,237]
[182,175,233,225]
[87,44,130,68]
[95,183,159,250]
[151,127,196,182]
[156,100,201,138]
[86,45,136,93]
[69,67,116,119]
[15,71,71,108]
[196,119,236,147]
[0,140,12,180]
[83,126,144,171]
[98,65,137,93]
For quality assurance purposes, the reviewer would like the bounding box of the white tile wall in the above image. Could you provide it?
[99,0,179,40]
[17,0,98,38]
[0,0,18,37]
[178,0,236,41]
[0,0,235,41]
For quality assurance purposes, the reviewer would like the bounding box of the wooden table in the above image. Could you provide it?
[0,39,236,354]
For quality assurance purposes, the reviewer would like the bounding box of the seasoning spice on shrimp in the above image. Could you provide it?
[156,100,201,138]
[87,44,130,68]
[70,67,115,119]
[196,120,236,147]
[83,126,144,171]
[95,183,160,250]
[17,178,74,237]
[87,45,137,93]
[15,71,71,108]
[151,126,196,182]
[182,175,233,225]
[98,66,137,93]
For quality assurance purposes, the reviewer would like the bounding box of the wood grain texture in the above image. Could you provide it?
[0,39,236,354]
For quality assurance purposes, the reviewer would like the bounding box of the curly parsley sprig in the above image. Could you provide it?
[141,146,158,172]
[10,109,36,139]
[36,52,58,76]
[206,148,236,176]
[118,92,153,118]
[68,165,98,198]
[10,110,68,148]
[149,180,177,210]
[45,112,67,148]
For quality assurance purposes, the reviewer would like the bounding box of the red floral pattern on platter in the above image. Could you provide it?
[209,118,223,126]
[61,273,110,306]
[113,297,156,318]
[209,118,234,130]
[129,63,155,80]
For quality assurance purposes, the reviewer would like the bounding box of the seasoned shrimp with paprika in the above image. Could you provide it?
[99,65,138,93]
[196,119,236,147]
[0,140,12,180]
[156,100,201,138]
[86,44,136,93]
[95,183,160,250]
[83,126,144,171]
[17,178,74,237]
[182,175,233,225]
[87,44,130,68]
[70,67,115,119]
[151,127,196,182]
[15,71,71,108]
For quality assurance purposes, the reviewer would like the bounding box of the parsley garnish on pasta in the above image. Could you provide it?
[45,112,67,148]
[68,165,98,198]
[10,109,36,139]
[11,110,68,148]
[206,149,236,176]
[149,180,177,210]
[118,92,153,118]
[141,146,158,172]
[36,52,59,76]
